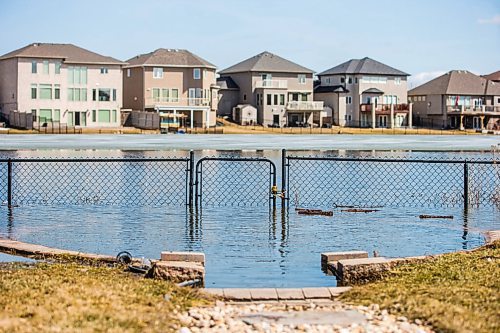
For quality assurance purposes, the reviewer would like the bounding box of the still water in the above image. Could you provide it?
[0,134,499,287]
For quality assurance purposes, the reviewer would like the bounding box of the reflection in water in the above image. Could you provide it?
[462,208,469,249]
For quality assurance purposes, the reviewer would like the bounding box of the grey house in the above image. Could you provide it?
[314,57,410,128]
[217,51,324,127]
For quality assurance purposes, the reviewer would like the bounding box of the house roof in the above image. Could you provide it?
[217,76,240,90]
[318,57,409,76]
[219,51,313,75]
[314,85,349,94]
[483,70,500,82]
[0,43,125,65]
[362,88,384,94]
[125,49,216,69]
[408,70,500,96]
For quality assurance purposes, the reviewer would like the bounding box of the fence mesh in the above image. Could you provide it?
[0,162,7,204]
[287,157,499,209]
[196,158,274,206]
[7,159,189,206]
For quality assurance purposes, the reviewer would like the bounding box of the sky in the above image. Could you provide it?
[0,0,499,87]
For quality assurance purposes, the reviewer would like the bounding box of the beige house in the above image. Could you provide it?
[0,43,124,128]
[314,57,410,128]
[409,70,500,130]
[218,51,324,127]
[123,49,218,129]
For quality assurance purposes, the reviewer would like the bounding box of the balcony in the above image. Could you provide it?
[360,103,409,113]
[255,79,288,89]
[286,101,324,111]
[447,105,500,114]
[146,97,210,108]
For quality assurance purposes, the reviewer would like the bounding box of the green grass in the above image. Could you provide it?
[0,262,208,333]
[341,241,500,333]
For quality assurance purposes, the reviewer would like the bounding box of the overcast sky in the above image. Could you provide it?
[1,0,499,87]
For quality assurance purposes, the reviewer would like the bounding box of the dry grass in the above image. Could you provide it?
[0,262,208,333]
[341,241,500,333]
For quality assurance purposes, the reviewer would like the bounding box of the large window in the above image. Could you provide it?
[162,89,169,101]
[39,84,52,99]
[39,109,52,122]
[43,61,49,74]
[98,89,111,101]
[361,76,387,84]
[68,88,87,101]
[193,68,201,79]
[298,74,306,84]
[98,109,111,123]
[67,67,87,85]
[152,88,160,101]
[171,89,179,102]
[31,60,37,74]
[153,67,163,78]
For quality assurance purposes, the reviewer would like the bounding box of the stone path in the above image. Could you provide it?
[203,287,351,301]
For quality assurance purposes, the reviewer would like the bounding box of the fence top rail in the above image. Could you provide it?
[196,156,275,163]
[286,156,497,165]
[0,157,190,163]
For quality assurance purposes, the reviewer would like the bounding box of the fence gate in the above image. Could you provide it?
[195,157,276,207]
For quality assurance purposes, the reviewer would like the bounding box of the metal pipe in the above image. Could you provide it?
[189,150,194,206]
[281,149,287,207]
[7,159,12,208]
[464,161,469,210]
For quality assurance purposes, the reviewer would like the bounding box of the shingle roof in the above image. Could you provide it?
[125,49,216,69]
[219,51,313,75]
[314,85,349,93]
[408,70,500,96]
[318,57,409,76]
[217,76,239,90]
[483,70,500,82]
[0,43,125,65]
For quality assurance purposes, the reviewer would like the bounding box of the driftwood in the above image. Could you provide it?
[296,208,333,216]
[419,215,454,219]
[341,208,380,213]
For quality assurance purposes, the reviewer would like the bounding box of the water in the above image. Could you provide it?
[0,134,499,287]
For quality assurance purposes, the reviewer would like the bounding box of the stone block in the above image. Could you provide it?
[302,287,331,299]
[321,251,368,265]
[223,288,252,301]
[146,261,204,286]
[249,288,278,300]
[203,288,224,297]
[328,287,351,297]
[276,288,305,300]
[160,251,205,266]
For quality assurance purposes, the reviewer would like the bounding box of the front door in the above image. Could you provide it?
[74,112,81,126]
[188,88,196,105]
[273,114,280,126]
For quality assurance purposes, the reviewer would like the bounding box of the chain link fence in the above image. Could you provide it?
[195,157,276,206]
[286,155,499,209]
[1,158,190,206]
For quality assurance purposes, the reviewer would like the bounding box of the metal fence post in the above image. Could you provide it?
[7,159,12,207]
[463,160,469,210]
[189,150,194,206]
[281,149,287,207]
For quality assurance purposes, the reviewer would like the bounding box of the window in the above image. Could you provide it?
[394,77,401,85]
[82,88,87,101]
[39,109,52,122]
[112,89,117,101]
[127,69,131,77]
[298,74,306,84]
[53,109,60,122]
[348,77,352,84]
[31,84,37,99]
[171,89,179,102]
[355,78,358,84]
[243,94,247,101]
[92,89,96,101]
[68,88,86,101]
[112,110,117,123]
[267,94,272,105]
[99,88,111,101]
[341,77,345,83]
[39,84,52,99]
[193,68,201,79]
[422,96,426,102]
[54,85,60,99]
[68,88,74,101]
[361,76,387,84]
[31,61,37,73]
[100,67,108,74]
[43,61,49,74]
[273,94,278,105]
[326,78,330,84]
[55,61,61,74]
[498,98,500,103]
[74,88,81,101]
[98,109,111,123]
[152,88,160,101]
[153,67,163,78]
[67,67,87,84]
[31,109,37,121]
[280,94,285,105]
[346,96,352,104]
[92,110,96,122]
[162,89,169,101]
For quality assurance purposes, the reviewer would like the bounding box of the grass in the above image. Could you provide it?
[340,241,500,333]
[0,262,208,333]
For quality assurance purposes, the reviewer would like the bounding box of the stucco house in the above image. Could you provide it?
[408,70,500,130]
[217,51,324,127]
[0,43,124,129]
[123,48,219,129]
[314,57,410,128]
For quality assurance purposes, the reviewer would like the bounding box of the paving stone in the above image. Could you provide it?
[223,288,252,301]
[321,251,368,264]
[160,251,205,265]
[328,287,351,297]
[203,288,224,297]
[302,287,331,299]
[276,288,305,300]
[250,288,278,300]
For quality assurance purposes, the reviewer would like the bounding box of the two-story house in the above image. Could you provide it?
[123,49,218,129]
[314,57,410,128]
[0,43,124,128]
[408,70,500,130]
[217,51,324,127]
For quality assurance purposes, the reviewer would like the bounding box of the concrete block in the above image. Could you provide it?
[276,288,305,300]
[302,287,331,299]
[223,288,252,301]
[250,288,278,300]
[328,287,351,297]
[146,261,204,286]
[160,251,205,265]
[321,251,368,265]
[203,288,224,297]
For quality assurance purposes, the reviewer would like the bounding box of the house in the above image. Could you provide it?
[217,51,324,127]
[408,70,500,130]
[232,104,257,125]
[0,43,125,128]
[123,49,218,129]
[483,70,500,83]
[314,57,410,128]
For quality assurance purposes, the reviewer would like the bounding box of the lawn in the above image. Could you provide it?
[341,241,500,333]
